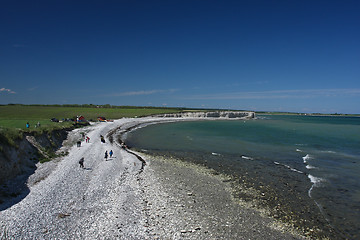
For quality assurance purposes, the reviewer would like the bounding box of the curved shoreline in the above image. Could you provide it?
[0,117,337,239]
[118,117,340,239]
[136,152,306,239]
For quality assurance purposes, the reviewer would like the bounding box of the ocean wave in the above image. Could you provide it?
[306,165,317,169]
[256,116,269,120]
[296,149,303,152]
[287,165,304,174]
[302,154,312,163]
[212,152,221,156]
[273,161,304,174]
[308,174,324,186]
[241,155,253,160]
[308,174,325,198]
[320,150,337,154]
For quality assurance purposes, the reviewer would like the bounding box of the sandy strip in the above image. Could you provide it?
[0,117,306,239]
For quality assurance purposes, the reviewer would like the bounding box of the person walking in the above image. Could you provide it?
[79,157,84,168]
[109,150,113,158]
[104,150,108,161]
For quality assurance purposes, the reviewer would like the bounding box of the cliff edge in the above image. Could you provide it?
[155,111,255,119]
[0,129,69,185]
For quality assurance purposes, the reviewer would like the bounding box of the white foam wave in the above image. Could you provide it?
[290,167,304,174]
[212,152,221,156]
[306,165,317,169]
[308,174,325,198]
[308,174,324,186]
[321,150,336,154]
[241,155,253,160]
[307,175,331,223]
[302,154,312,163]
[274,162,304,174]
[284,164,304,174]
[296,149,303,152]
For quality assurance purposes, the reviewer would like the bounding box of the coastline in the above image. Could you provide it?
[136,152,306,239]
[0,116,337,239]
[120,117,340,239]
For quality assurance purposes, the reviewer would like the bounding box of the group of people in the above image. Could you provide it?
[26,122,41,128]
[79,150,114,168]
[77,135,91,147]
[78,135,130,168]
[104,150,113,161]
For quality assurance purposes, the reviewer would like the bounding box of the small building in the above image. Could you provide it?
[77,115,86,122]
[98,116,107,122]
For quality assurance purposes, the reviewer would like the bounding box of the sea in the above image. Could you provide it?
[124,115,360,239]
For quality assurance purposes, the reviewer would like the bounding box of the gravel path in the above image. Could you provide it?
[0,118,306,239]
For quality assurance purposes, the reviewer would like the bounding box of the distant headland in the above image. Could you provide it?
[154,111,255,119]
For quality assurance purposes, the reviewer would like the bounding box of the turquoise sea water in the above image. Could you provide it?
[125,115,360,239]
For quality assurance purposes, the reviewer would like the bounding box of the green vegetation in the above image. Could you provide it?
[0,127,24,147]
[0,104,185,147]
[0,104,184,129]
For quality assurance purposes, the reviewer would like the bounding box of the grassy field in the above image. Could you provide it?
[0,105,184,146]
[0,105,183,130]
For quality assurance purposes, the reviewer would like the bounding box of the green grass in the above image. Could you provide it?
[0,105,185,147]
[0,119,74,130]
[0,105,180,131]
[0,105,183,129]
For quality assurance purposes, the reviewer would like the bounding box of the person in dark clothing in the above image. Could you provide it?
[79,157,84,168]
[109,150,113,158]
[104,150,108,161]
[77,141,81,147]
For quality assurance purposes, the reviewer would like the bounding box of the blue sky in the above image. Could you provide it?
[1,0,359,113]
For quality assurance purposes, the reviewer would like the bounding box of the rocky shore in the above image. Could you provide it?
[137,153,304,239]
[0,117,306,239]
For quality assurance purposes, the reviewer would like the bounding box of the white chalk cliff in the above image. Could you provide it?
[155,111,255,119]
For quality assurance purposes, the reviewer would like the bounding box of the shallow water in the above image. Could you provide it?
[125,115,360,239]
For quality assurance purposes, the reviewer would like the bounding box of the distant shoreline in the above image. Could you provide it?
[258,112,360,117]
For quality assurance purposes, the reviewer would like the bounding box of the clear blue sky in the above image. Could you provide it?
[1,0,359,113]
